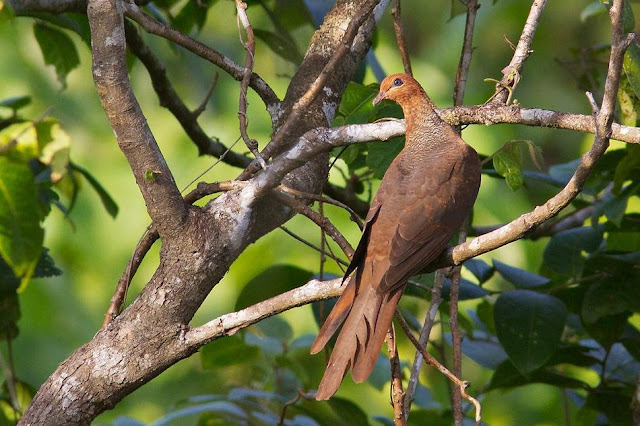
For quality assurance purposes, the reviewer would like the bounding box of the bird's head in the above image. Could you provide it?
[372,73,425,106]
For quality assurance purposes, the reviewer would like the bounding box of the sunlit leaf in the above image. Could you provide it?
[33,22,80,89]
[493,142,523,191]
[0,0,14,26]
[0,122,38,161]
[494,290,567,373]
[0,157,44,290]
[36,119,71,183]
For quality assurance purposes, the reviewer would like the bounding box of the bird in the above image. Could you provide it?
[310,73,481,400]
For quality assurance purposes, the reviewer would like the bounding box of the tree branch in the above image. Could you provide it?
[88,0,188,237]
[122,1,280,110]
[490,0,548,104]
[123,20,252,167]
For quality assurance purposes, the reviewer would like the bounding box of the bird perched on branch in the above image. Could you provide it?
[310,73,481,400]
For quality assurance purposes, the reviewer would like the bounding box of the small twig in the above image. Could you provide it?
[193,72,219,118]
[391,0,412,75]
[102,226,157,329]
[395,312,482,425]
[449,219,470,426]
[403,270,445,417]
[279,226,349,267]
[235,0,266,169]
[278,389,315,426]
[279,185,364,229]
[489,0,548,105]
[386,324,406,425]
[122,2,279,108]
[275,193,354,259]
[0,107,54,155]
[453,0,479,107]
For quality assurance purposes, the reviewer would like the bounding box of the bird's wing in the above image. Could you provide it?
[378,150,479,293]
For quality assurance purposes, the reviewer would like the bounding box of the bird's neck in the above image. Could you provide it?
[402,94,453,152]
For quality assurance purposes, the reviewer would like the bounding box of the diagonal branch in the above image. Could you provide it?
[88,0,188,237]
[490,0,548,104]
[122,1,280,110]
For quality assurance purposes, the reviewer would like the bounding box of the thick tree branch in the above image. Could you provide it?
[88,0,187,237]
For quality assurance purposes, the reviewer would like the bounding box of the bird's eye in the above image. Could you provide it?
[393,78,403,87]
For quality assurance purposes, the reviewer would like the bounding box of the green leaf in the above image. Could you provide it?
[488,359,590,390]
[585,387,634,425]
[623,44,640,99]
[0,96,30,112]
[254,28,303,65]
[441,277,490,300]
[493,259,550,288]
[235,265,313,311]
[70,163,119,218]
[172,0,209,34]
[463,258,494,284]
[0,291,19,341]
[33,23,80,89]
[366,138,403,179]
[36,119,71,183]
[272,0,313,30]
[0,157,44,290]
[581,255,640,324]
[297,396,369,426]
[450,0,467,20]
[618,86,637,127]
[493,142,523,191]
[494,290,567,373]
[200,334,259,369]
[607,231,640,252]
[613,145,640,192]
[542,226,603,276]
[0,122,38,161]
[255,316,292,341]
[335,82,379,125]
[580,1,607,22]
[0,0,14,26]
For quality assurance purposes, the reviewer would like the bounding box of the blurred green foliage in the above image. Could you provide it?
[1,0,640,424]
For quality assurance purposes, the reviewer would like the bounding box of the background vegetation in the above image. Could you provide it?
[1,0,639,424]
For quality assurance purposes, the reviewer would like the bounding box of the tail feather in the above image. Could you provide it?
[310,276,356,355]
[315,283,404,400]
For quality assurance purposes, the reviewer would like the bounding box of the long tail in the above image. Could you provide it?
[313,281,404,400]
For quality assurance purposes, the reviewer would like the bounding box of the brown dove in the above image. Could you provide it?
[310,73,481,400]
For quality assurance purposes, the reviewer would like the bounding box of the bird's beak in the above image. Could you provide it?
[373,91,386,106]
